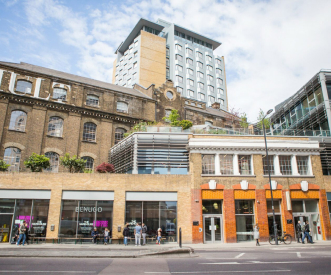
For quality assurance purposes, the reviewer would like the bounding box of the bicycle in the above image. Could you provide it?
[269,231,292,245]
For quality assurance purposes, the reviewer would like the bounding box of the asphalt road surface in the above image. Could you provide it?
[1,245,331,274]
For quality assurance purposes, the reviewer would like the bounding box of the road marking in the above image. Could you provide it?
[205,258,257,260]
[200,261,310,265]
[235,253,245,258]
[297,252,302,258]
[145,271,291,274]
[0,272,96,274]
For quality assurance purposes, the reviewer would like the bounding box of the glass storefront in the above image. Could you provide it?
[59,200,113,238]
[125,201,177,242]
[0,199,50,243]
[267,200,282,236]
[235,200,254,242]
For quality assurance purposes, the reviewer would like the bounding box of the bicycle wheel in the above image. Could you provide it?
[269,235,276,245]
[283,234,292,244]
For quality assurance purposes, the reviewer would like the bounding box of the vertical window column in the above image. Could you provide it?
[215,154,221,175]
[274,155,282,176]
[233,154,240,175]
[291,155,300,176]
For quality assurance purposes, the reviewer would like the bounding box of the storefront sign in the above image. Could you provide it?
[75,207,102,213]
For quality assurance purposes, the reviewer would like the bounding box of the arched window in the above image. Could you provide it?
[83,122,97,142]
[86,95,99,107]
[9,110,27,132]
[47,117,64,137]
[44,152,59,173]
[53,88,67,101]
[115,128,127,144]
[117,101,128,113]
[82,156,94,171]
[4,147,21,172]
[16,80,32,94]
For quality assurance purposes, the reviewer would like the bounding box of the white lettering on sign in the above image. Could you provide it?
[75,207,102,213]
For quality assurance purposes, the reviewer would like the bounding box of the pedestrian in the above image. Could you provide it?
[142,223,147,246]
[134,222,142,246]
[16,221,27,246]
[104,228,110,245]
[91,227,99,244]
[253,223,260,246]
[157,228,162,245]
[123,223,130,246]
[302,221,313,244]
[296,220,302,243]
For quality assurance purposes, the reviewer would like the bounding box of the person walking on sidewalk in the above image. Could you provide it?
[17,221,27,246]
[254,223,260,246]
[157,228,162,245]
[123,223,130,246]
[142,223,147,246]
[91,227,99,244]
[296,220,302,243]
[302,221,313,244]
[134,222,142,246]
[104,228,110,245]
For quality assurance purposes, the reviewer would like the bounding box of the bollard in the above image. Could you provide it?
[179,227,182,248]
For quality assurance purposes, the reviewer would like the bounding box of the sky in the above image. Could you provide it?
[1,0,331,122]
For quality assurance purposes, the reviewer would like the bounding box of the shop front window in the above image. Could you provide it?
[267,200,282,236]
[30,200,49,237]
[235,200,254,242]
[202,200,222,214]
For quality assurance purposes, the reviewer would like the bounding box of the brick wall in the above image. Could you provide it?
[255,189,269,241]
[223,189,236,243]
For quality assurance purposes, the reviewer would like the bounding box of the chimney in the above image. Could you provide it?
[211,102,220,109]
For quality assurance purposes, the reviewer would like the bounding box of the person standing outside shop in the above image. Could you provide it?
[142,223,147,246]
[134,222,142,246]
[302,221,313,244]
[123,223,130,246]
[104,228,110,245]
[296,220,302,243]
[157,228,162,245]
[253,223,260,246]
[91,227,99,244]
[17,221,27,246]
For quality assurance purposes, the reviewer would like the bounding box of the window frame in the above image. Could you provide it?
[9,110,27,132]
[117,101,129,113]
[47,116,64,137]
[16,80,32,94]
[86,95,99,107]
[82,122,97,142]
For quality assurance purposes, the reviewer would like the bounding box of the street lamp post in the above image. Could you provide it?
[262,109,278,245]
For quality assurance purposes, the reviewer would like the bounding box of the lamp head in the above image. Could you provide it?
[266,109,273,115]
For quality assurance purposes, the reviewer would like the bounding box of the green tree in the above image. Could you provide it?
[240,112,249,129]
[24,153,50,172]
[256,109,272,129]
[178,120,193,130]
[0,160,10,172]
[163,109,193,129]
[60,153,86,173]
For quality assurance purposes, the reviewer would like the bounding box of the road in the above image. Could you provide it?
[1,244,331,274]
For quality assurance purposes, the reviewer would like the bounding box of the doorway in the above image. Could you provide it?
[293,214,322,241]
[0,215,13,243]
[203,215,222,243]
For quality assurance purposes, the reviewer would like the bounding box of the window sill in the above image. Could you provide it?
[46,135,63,139]
[263,175,315,178]
[201,174,256,177]
[85,104,100,109]
[8,129,26,133]
[81,140,97,144]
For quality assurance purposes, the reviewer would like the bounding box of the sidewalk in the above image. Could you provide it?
[0,240,330,258]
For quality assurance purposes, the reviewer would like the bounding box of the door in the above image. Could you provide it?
[0,215,13,243]
[203,216,222,243]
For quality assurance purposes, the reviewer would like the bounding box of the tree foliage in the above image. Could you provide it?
[24,153,50,172]
[124,121,156,137]
[95,162,115,173]
[60,153,86,173]
[163,109,193,129]
[240,112,249,129]
[0,160,10,172]
[256,109,272,129]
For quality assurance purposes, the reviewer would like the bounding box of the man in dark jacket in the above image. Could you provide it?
[142,223,147,245]
[302,221,313,244]
[91,227,99,244]
[123,223,130,246]
[296,220,302,243]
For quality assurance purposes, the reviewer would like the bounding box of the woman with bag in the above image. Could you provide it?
[254,223,260,246]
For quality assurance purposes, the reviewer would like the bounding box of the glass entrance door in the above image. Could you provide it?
[203,215,222,243]
[0,215,13,243]
[293,214,322,241]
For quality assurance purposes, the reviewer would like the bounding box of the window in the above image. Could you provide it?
[186,48,193,55]
[202,155,215,174]
[128,68,132,75]
[117,101,128,113]
[4,147,21,172]
[279,155,292,175]
[205,121,213,126]
[9,110,27,132]
[207,55,212,62]
[219,99,224,105]
[129,47,133,53]
[176,75,183,83]
[263,155,275,175]
[208,75,214,81]
[297,156,309,175]
[199,93,205,100]
[238,155,251,175]
[82,156,94,171]
[198,82,204,89]
[166,48,169,57]
[166,68,170,79]
[47,116,63,137]
[176,65,183,72]
[188,79,194,86]
[218,88,224,95]
[133,62,137,69]
[175,44,182,51]
[197,71,204,78]
[216,68,222,75]
[86,95,99,107]
[186,58,193,65]
[216,59,222,65]
[127,78,131,85]
[164,110,171,122]
[44,152,59,173]
[53,88,67,101]
[217,78,223,85]
[220,154,233,175]
[123,74,127,81]
[115,128,127,144]
[134,41,138,47]
[176,54,183,62]
[83,122,96,142]
[133,73,137,80]
[207,65,213,71]
[196,52,203,58]
[187,68,194,76]
[134,51,138,58]
[177,87,183,94]
[16,80,32,94]
[208,85,214,92]
[128,57,132,63]
[235,200,254,242]
[197,62,203,69]
[120,60,123,65]
[209,96,215,103]
[188,90,194,97]
[166,91,174,99]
